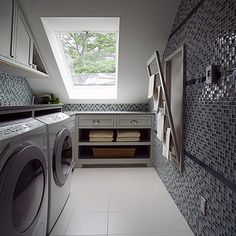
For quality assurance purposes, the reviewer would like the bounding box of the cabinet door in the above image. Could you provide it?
[0,0,14,59]
[15,6,33,67]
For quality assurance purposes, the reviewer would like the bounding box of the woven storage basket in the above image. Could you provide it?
[92,147,136,158]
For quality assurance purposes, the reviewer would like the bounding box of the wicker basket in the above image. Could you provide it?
[92,147,136,158]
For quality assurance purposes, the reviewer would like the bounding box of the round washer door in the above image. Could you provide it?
[0,144,47,236]
[53,128,73,187]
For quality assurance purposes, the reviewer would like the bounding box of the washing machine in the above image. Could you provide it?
[0,118,48,236]
[35,112,75,234]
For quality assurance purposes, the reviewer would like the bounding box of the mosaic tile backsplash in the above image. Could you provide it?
[64,103,149,112]
[152,0,236,235]
[0,71,33,106]
[0,71,148,112]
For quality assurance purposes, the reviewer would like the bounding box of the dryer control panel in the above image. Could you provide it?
[36,112,69,125]
[0,118,44,140]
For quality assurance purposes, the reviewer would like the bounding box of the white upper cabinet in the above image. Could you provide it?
[0,0,14,59]
[15,3,33,67]
[0,0,48,78]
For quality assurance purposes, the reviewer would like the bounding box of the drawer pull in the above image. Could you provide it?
[93,120,100,126]
[130,120,138,125]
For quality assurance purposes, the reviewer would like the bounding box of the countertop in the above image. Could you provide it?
[64,111,155,116]
[0,104,63,114]
[0,105,154,116]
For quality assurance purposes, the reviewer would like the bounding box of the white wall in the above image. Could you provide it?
[20,0,180,104]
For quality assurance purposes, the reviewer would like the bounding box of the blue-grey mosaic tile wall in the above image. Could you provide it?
[0,70,148,111]
[64,103,149,112]
[152,0,236,235]
[171,0,203,34]
[0,71,33,106]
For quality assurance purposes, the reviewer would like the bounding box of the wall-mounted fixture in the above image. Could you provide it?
[206,65,217,84]
[146,47,185,171]
[165,46,185,170]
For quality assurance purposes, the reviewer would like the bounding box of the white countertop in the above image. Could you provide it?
[64,111,155,116]
[0,104,62,114]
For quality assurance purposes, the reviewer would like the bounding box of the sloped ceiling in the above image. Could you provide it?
[20,0,180,104]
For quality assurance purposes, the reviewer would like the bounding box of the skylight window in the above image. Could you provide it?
[58,31,117,87]
[41,17,120,99]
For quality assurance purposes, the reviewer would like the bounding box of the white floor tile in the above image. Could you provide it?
[65,212,108,235]
[109,232,194,236]
[71,174,109,195]
[73,192,109,212]
[108,210,193,235]
[147,210,193,233]
[145,192,180,212]
[53,168,194,236]
[108,169,168,197]
[108,211,152,234]
[109,187,178,212]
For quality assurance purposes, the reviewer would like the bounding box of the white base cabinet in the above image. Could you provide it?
[75,112,154,168]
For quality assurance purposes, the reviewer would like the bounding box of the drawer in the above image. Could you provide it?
[116,115,152,127]
[78,115,114,127]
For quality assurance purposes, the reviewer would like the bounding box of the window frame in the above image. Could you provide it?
[41,17,120,99]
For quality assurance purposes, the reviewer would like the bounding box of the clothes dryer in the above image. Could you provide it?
[0,118,48,236]
[35,113,75,233]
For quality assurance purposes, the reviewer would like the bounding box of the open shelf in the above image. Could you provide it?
[79,141,151,146]
[0,56,49,79]
[79,146,150,159]
[79,128,151,143]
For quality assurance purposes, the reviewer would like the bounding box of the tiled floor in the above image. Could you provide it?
[49,168,194,236]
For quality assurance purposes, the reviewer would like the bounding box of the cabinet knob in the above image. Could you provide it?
[93,120,100,126]
[131,120,138,125]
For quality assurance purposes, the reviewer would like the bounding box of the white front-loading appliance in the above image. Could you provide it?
[35,113,75,233]
[0,118,48,236]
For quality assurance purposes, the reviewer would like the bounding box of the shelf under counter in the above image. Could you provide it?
[79,141,152,146]
[79,145,150,159]
[76,157,153,168]
[79,156,150,160]
[79,128,151,142]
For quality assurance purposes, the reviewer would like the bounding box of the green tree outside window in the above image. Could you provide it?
[59,31,117,86]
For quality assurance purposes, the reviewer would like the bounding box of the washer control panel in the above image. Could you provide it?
[0,118,44,140]
[36,112,69,124]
